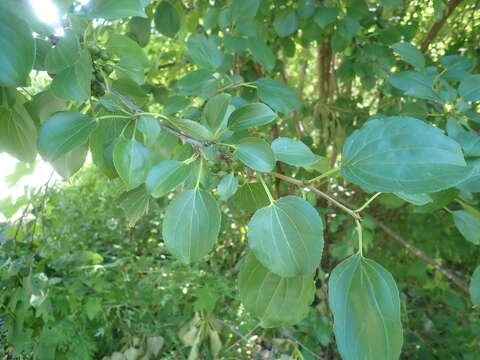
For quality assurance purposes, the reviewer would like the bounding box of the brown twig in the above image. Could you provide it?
[420,0,465,53]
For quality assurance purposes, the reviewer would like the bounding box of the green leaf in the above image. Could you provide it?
[255,78,301,114]
[45,30,81,74]
[106,34,149,67]
[457,158,480,193]
[119,185,150,227]
[230,0,259,23]
[228,103,277,131]
[391,42,425,70]
[146,160,191,198]
[51,143,88,179]
[247,39,276,71]
[447,118,480,157]
[84,0,146,20]
[341,117,472,194]
[388,71,440,102]
[328,254,403,360]
[137,116,161,148]
[162,189,221,264]
[173,119,213,141]
[175,70,219,99]
[247,195,324,277]
[394,192,433,206]
[459,74,480,102]
[217,173,238,201]
[453,210,480,245]
[0,11,35,87]
[234,137,275,172]
[271,137,318,166]
[38,112,97,161]
[114,56,145,84]
[313,8,339,28]
[186,35,224,70]
[274,10,299,37]
[469,265,480,306]
[202,93,232,135]
[50,49,93,101]
[239,253,315,328]
[113,138,151,191]
[27,90,66,126]
[128,16,151,47]
[440,55,476,82]
[154,1,181,38]
[0,102,37,162]
[233,182,270,211]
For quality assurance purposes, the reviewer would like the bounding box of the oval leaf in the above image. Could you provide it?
[271,137,318,166]
[255,77,301,114]
[469,265,480,306]
[453,210,480,245]
[247,195,324,277]
[228,103,277,131]
[146,160,191,198]
[239,252,315,328]
[113,138,151,191]
[234,137,275,172]
[328,254,403,360]
[38,112,97,161]
[162,189,221,264]
[173,119,213,141]
[154,2,181,38]
[341,117,472,194]
[202,93,232,134]
[217,173,238,201]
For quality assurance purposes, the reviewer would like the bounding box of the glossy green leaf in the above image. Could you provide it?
[341,117,472,194]
[186,35,224,70]
[391,42,425,70]
[328,254,403,360]
[394,192,433,206]
[113,138,151,191]
[119,185,150,227]
[239,253,315,328]
[453,210,480,245]
[255,78,301,114]
[247,195,324,277]
[154,2,181,38]
[313,8,339,28]
[447,118,480,157]
[469,265,480,306]
[274,10,299,37]
[228,103,277,131]
[50,50,93,101]
[137,116,161,148]
[271,137,318,166]
[248,39,276,71]
[202,93,232,134]
[51,143,88,179]
[146,160,191,198]
[114,56,145,84]
[456,158,480,193]
[0,102,37,162]
[388,71,440,102]
[234,137,275,172]
[106,34,149,67]
[233,182,270,211]
[128,16,151,47]
[175,70,219,99]
[217,173,238,201]
[0,11,35,87]
[459,74,480,102]
[162,189,221,264]
[84,0,146,20]
[230,0,259,22]
[173,119,213,141]
[27,90,66,126]
[38,112,97,161]
[440,55,476,82]
[45,30,81,74]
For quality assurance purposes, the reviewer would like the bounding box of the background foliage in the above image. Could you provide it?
[1,0,480,359]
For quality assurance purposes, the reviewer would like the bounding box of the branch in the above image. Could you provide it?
[100,82,213,148]
[269,172,362,221]
[420,0,465,53]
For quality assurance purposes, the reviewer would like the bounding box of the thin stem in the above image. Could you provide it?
[355,192,382,213]
[356,219,363,256]
[259,175,275,205]
[308,167,341,183]
[96,115,133,120]
[133,111,170,121]
[443,206,453,214]
[269,172,361,221]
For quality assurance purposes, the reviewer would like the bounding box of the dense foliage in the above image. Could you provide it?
[1,0,480,359]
